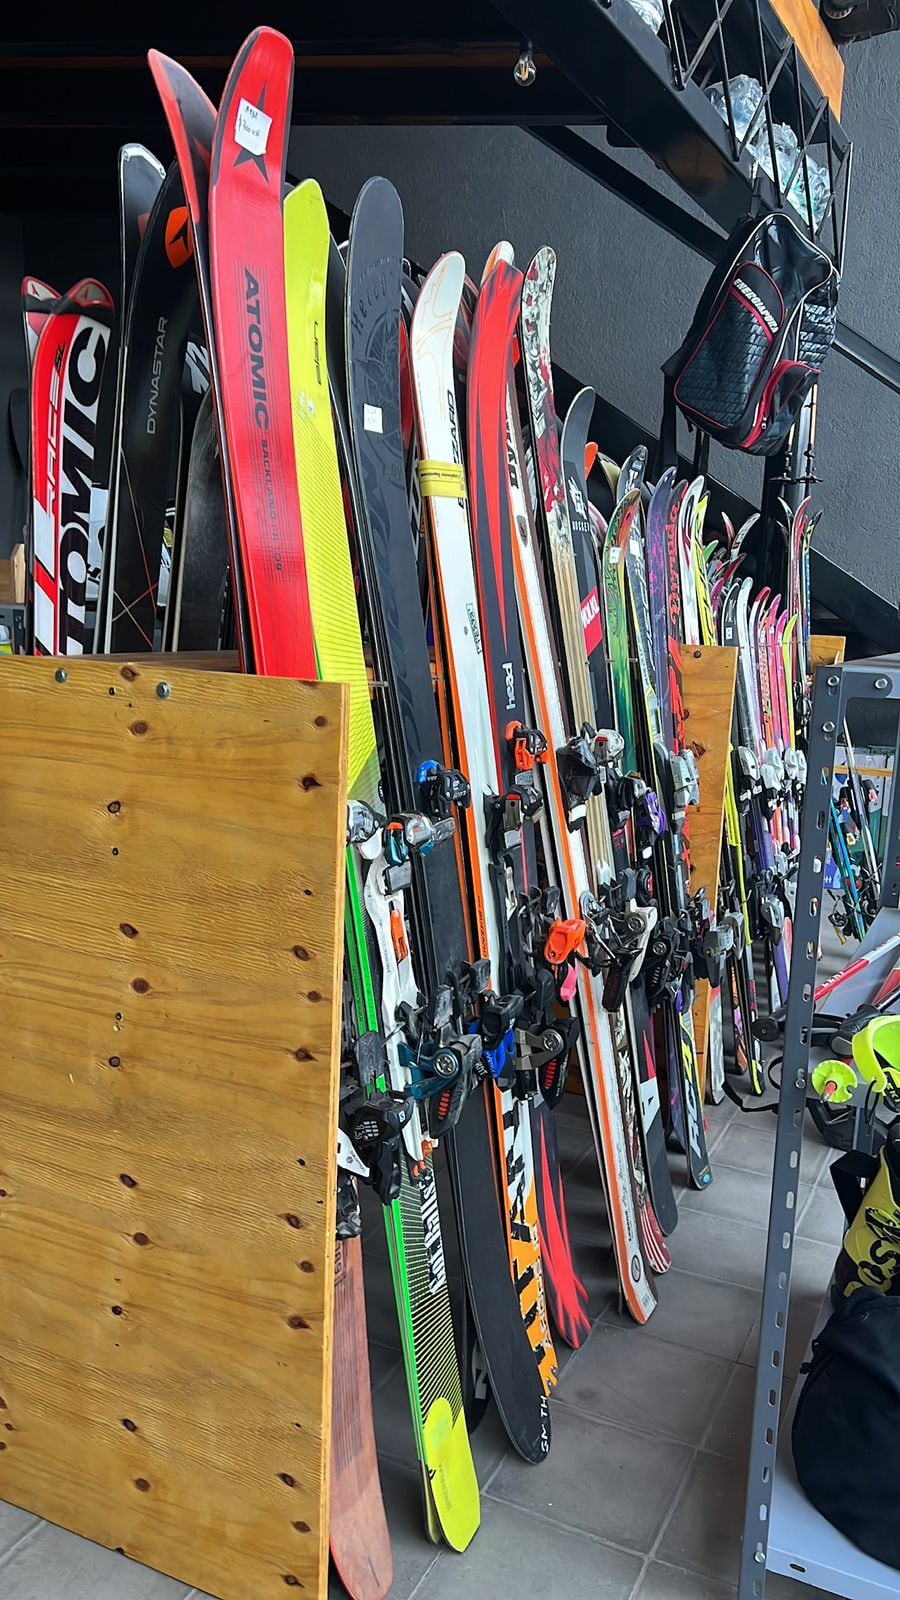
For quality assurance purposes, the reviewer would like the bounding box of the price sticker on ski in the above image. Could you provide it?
[234,97,271,156]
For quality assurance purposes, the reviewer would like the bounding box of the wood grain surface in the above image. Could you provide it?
[0,657,348,1600]
[769,0,844,115]
[681,645,738,1096]
[810,633,846,669]
[330,1237,393,1600]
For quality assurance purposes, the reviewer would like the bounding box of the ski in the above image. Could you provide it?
[562,422,678,1238]
[29,279,114,656]
[464,250,566,1383]
[623,474,712,1189]
[342,176,505,1518]
[489,253,659,1323]
[519,247,672,1267]
[345,179,551,1466]
[21,278,59,372]
[101,160,200,653]
[148,42,250,662]
[167,387,228,651]
[208,26,315,679]
[413,249,582,1363]
[95,143,166,646]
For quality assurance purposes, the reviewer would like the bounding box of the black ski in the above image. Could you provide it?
[345,177,550,1463]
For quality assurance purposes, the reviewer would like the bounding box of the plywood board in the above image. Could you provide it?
[0,657,348,1600]
[681,645,738,1096]
[810,633,846,670]
[769,0,844,115]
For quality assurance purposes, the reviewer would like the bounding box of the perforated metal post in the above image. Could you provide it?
[738,656,900,1597]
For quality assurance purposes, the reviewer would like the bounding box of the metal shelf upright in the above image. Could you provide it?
[739,652,900,1599]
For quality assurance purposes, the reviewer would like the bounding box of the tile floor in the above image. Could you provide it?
[0,1081,849,1600]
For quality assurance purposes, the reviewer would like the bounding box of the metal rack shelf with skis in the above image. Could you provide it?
[738,651,900,1599]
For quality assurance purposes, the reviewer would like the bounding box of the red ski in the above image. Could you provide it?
[208,27,316,679]
[30,279,114,656]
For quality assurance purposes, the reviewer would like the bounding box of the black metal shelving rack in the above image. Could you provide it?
[740,655,900,1600]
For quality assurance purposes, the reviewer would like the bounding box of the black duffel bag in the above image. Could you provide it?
[792,1288,900,1569]
[660,210,838,459]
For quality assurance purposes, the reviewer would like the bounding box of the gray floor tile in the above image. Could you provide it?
[709,1114,781,1175]
[656,1449,745,1585]
[363,1243,404,1349]
[682,1163,814,1230]
[558,1157,610,1246]
[604,1270,760,1362]
[816,1149,841,1189]
[717,1112,833,1185]
[370,1338,403,1392]
[560,1238,620,1325]
[705,1093,739,1142]
[634,1559,735,1599]
[738,1307,817,1386]
[558,1322,732,1446]
[0,1521,191,1598]
[373,1362,424,1470]
[415,1499,642,1600]
[553,1100,596,1174]
[702,1362,756,1461]
[488,1404,690,1553]
[667,1208,767,1290]
[738,1241,834,1382]
[796,1183,845,1247]
[0,1500,39,1557]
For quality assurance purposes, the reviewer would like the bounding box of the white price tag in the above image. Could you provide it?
[363,404,383,435]
[235,97,272,157]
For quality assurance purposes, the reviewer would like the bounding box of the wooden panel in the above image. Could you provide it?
[681,645,738,1097]
[769,0,844,115]
[99,650,241,672]
[810,633,846,670]
[0,657,348,1600]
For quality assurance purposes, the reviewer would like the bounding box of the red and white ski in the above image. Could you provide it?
[30,279,114,656]
[208,27,316,679]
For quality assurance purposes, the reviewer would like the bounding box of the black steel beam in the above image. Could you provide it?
[493,0,817,234]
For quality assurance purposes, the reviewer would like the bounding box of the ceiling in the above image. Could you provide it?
[0,6,600,216]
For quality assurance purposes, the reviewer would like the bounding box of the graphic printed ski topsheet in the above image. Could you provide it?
[103,160,200,654]
[209,26,316,679]
[30,279,114,656]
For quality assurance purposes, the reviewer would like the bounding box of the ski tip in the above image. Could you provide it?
[119,143,166,177]
[351,174,404,225]
[56,278,115,318]
[414,251,466,329]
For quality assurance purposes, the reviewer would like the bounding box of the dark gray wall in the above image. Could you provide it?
[289,31,900,602]
[0,216,25,547]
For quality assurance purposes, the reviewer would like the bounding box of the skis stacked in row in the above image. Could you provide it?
[15,23,840,1598]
